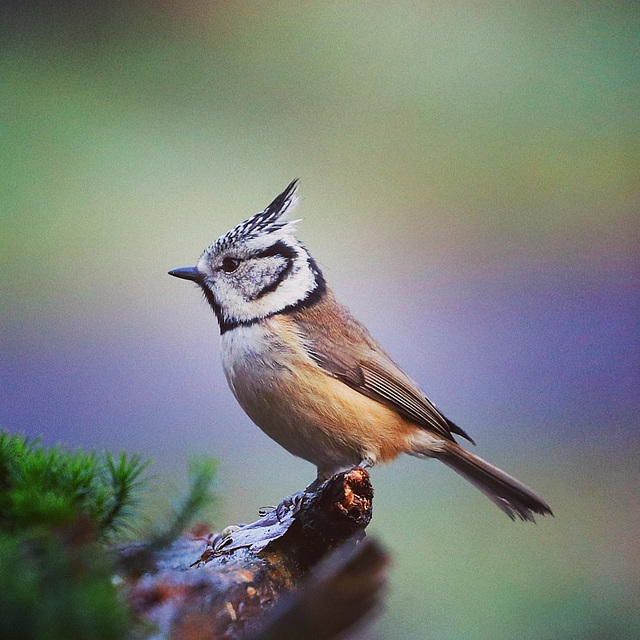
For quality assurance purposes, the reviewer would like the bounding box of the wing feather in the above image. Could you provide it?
[290,291,475,444]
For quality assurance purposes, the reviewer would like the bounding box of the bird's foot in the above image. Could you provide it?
[276,490,306,520]
[258,490,307,521]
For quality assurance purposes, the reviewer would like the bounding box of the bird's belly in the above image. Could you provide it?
[220,324,412,476]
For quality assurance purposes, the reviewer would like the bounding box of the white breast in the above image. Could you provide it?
[220,323,270,395]
[219,319,412,478]
[219,321,363,475]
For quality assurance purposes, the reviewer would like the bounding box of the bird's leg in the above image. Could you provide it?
[357,453,376,470]
[275,462,371,517]
[258,472,327,520]
[304,476,325,492]
[259,491,307,520]
[268,464,370,517]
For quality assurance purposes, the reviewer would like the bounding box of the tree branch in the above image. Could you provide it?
[120,467,388,640]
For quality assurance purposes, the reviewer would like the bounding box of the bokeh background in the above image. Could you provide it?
[2,1,639,638]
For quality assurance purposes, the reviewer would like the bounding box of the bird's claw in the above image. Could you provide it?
[275,490,306,520]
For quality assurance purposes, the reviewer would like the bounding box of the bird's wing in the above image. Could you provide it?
[291,294,474,444]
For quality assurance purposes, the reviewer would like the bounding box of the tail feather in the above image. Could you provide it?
[440,443,553,522]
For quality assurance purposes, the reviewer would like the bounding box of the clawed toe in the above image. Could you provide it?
[275,490,306,521]
[258,492,306,520]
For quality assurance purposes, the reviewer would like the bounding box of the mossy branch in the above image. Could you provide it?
[0,430,387,639]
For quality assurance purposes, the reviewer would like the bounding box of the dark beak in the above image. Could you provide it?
[168,266,201,282]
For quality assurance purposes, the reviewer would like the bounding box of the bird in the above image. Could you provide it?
[169,180,552,521]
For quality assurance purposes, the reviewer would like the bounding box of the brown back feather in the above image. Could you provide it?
[289,288,474,444]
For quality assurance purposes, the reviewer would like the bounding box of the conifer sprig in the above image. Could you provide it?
[0,432,150,539]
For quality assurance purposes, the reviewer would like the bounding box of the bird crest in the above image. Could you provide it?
[212,179,300,254]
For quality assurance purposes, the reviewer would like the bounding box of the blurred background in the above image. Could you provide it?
[1,1,638,637]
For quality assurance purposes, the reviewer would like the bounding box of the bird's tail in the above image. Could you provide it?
[439,442,553,522]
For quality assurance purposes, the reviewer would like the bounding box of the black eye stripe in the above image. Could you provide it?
[253,257,293,299]
[249,241,298,300]
[254,240,298,262]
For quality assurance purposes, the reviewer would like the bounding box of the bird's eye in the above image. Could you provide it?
[221,257,241,273]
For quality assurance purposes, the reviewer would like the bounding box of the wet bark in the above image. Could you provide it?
[120,467,388,640]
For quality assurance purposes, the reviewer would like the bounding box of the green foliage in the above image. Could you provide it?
[0,432,150,540]
[0,534,129,640]
[115,456,219,578]
[0,430,218,639]
[148,456,218,550]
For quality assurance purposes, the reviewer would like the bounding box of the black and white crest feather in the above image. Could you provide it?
[213,179,299,254]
